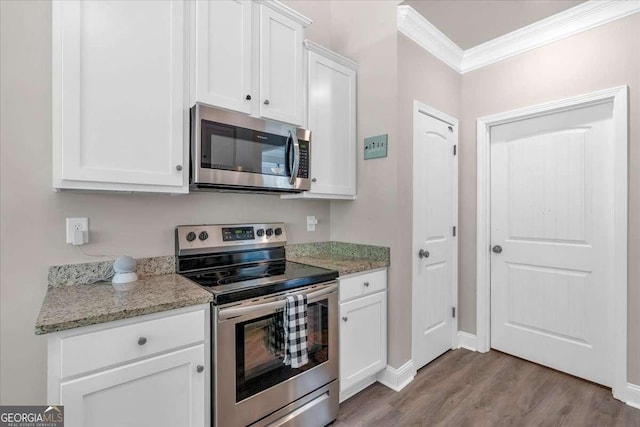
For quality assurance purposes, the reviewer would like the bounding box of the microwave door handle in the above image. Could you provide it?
[289,130,300,185]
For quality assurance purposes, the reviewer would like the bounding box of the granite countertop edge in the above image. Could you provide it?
[287,255,389,276]
[34,295,212,335]
[35,274,213,336]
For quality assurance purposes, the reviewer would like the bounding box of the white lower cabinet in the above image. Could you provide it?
[48,305,209,427]
[338,269,387,402]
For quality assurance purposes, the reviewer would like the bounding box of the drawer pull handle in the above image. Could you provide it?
[137,337,147,346]
[342,317,348,322]
[196,365,204,373]
[363,281,370,287]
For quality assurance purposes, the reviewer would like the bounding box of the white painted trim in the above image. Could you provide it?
[627,383,640,409]
[398,1,640,74]
[339,376,377,403]
[476,86,628,401]
[303,40,359,71]
[411,101,459,369]
[376,360,416,392]
[257,0,312,27]
[397,5,463,73]
[457,332,477,352]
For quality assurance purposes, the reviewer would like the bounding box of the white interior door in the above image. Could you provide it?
[412,105,457,370]
[490,101,615,386]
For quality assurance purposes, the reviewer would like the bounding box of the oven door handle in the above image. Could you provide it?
[218,283,337,321]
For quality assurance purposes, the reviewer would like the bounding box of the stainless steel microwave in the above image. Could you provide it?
[190,104,311,193]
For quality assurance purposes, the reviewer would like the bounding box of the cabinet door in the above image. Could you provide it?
[60,345,205,427]
[195,0,252,113]
[308,52,357,196]
[53,1,186,189]
[339,292,387,392]
[259,5,304,126]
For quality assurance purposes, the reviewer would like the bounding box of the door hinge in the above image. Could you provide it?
[452,307,456,318]
[453,145,457,156]
[453,226,456,237]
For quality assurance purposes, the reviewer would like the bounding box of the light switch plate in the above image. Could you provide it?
[364,134,388,159]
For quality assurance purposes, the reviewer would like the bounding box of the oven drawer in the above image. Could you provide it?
[59,309,205,378]
[250,380,339,427]
[339,269,387,302]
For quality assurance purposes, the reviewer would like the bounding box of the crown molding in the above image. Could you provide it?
[304,40,359,71]
[398,0,640,75]
[397,5,464,73]
[258,0,313,27]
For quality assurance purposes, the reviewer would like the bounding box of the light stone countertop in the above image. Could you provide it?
[288,255,388,276]
[286,241,390,276]
[35,274,212,335]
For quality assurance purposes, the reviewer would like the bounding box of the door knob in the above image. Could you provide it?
[418,249,430,259]
[342,317,348,322]
[492,245,503,254]
[137,337,147,345]
[245,94,252,100]
[175,165,183,171]
[196,365,204,373]
[263,99,270,105]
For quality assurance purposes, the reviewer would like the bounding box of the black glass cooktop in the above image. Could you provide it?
[182,260,338,305]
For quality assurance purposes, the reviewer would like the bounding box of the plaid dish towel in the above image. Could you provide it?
[283,294,309,368]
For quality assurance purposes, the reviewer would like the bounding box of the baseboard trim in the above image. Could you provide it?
[457,332,477,351]
[377,360,416,392]
[339,376,377,403]
[627,383,640,409]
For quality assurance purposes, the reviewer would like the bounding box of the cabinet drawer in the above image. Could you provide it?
[339,269,386,302]
[60,309,205,378]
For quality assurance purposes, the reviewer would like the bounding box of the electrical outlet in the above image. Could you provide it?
[66,218,89,245]
[307,216,318,232]
[364,134,388,160]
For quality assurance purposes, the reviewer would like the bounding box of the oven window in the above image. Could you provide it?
[235,299,329,402]
[201,120,289,176]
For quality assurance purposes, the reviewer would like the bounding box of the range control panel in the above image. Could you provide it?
[176,223,287,255]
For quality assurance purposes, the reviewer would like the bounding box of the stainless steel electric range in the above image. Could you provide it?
[176,223,339,427]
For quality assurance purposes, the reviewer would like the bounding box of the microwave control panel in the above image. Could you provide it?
[298,141,309,179]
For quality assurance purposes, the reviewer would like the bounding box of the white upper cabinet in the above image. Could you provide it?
[258,4,305,125]
[194,1,310,126]
[282,41,358,200]
[52,1,189,193]
[194,0,252,114]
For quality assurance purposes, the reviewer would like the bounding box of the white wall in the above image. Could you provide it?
[0,0,330,404]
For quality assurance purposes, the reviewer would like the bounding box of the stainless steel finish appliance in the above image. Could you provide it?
[176,223,339,427]
[190,104,311,193]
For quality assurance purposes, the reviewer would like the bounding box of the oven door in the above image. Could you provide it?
[214,283,338,427]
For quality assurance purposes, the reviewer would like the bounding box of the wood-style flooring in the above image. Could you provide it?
[334,349,640,426]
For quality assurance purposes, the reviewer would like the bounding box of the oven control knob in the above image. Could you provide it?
[256,229,265,237]
[199,231,209,241]
[266,228,274,237]
[274,228,282,236]
[186,232,197,242]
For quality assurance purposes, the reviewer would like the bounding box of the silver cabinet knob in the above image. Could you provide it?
[342,317,348,322]
[418,249,430,259]
[196,365,204,373]
[492,245,503,254]
[311,178,317,183]
[363,281,370,287]
[137,337,147,346]
[176,165,183,171]
[263,99,270,105]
